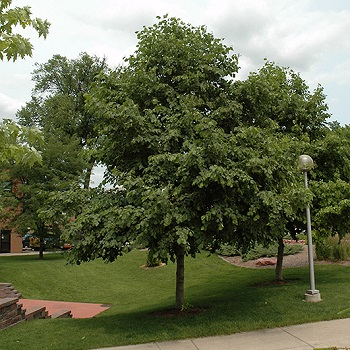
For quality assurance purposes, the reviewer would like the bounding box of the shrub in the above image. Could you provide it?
[216,242,304,261]
[316,235,350,261]
[146,249,161,267]
[242,243,303,262]
[215,243,240,257]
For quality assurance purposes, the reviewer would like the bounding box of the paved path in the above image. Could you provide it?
[0,251,56,256]
[94,318,350,350]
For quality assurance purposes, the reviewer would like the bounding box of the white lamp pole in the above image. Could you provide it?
[298,155,321,302]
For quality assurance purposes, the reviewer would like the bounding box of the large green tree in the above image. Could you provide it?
[79,16,240,308]
[0,0,50,61]
[60,16,310,307]
[17,52,108,188]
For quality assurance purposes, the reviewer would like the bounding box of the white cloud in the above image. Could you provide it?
[313,59,350,87]
[0,93,22,120]
[1,0,349,125]
[90,164,106,187]
[205,0,350,74]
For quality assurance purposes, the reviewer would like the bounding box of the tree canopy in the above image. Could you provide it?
[233,60,330,140]
[231,60,332,279]
[0,0,50,61]
[17,52,109,188]
[312,125,350,239]
[0,132,87,259]
[0,119,43,166]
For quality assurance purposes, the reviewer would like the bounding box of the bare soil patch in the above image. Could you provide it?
[149,307,207,318]
[139,263,166,269]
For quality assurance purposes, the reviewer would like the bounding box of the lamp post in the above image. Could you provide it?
[298,155,321,302]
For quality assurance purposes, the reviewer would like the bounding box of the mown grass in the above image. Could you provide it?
[1,250,350,350]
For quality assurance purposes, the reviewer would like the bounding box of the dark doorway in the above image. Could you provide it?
[0,230,11,253]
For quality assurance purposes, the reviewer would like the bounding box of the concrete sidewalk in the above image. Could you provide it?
[95,317,350,350]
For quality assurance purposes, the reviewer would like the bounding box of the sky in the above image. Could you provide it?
[1,0,349,183]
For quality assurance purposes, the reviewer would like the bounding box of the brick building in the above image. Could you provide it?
[0,230,22,253]
[0,175,23,253]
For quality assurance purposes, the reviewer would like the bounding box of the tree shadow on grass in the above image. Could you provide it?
[60,268,275,346]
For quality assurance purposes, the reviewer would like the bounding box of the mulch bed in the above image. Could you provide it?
[220,245,350,269]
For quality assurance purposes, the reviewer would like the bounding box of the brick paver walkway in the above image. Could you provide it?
[20,299,111,318]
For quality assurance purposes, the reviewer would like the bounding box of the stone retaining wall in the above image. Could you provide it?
[0,297,26,329]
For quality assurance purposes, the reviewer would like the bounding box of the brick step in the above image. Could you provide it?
[0,283,12,288]
[51,310,72,319]
[0,298,25,330]
[0,313,24,329]
[0,283,22,299]
[1,291,73,329]
[25,306,50,321]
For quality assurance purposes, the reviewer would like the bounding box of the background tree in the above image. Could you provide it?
[233,61,331,280]
[17,52,109,188]
[0,120,43,247]
[312,125,350,241]
[0,0,50,61]
[0,119,42,166]
[1,134,86,259]
[233,60,330,139]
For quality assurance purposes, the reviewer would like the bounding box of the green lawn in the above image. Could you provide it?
[1,250,350,350]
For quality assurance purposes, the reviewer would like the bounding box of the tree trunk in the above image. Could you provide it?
[39,237,44,260]
[275,237,284,281]
[175,245,185,310]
